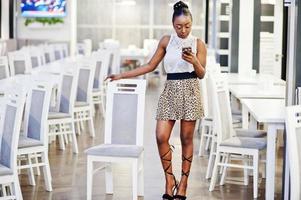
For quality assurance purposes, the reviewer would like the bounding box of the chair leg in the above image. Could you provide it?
[33,153,41,176]
[27,154,36,186]
[209,151,221,191]
[64,133,69,145]
[79,112,85,131]
[220,153,230,186]
[68,133,73,143]
[87,157,93,200]
[13,175,23,200]
[41,151,53,191]
[75,113,81,135]
[219,155,226,175]
[206,140,216,179]
[58,134,66,150]
[243,155,249,186]
[253,153,259,199]
[101,94,106,118]
[138,158,144,196]
[88,115,95,138]
[132,160,138,200]
[198,125,206,157]
[70,122,79,154]
[105,164,113,194]
[205,127,212,151]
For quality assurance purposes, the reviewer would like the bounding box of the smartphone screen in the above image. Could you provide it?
[182,47,192,55]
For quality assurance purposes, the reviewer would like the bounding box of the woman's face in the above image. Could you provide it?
[173,15,192,39]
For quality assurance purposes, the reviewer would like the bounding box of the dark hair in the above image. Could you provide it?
[172,1,192,23]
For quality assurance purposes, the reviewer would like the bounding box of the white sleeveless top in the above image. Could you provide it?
[164,33,197,73]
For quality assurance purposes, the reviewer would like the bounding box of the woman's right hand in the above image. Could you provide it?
[105,74,123,81]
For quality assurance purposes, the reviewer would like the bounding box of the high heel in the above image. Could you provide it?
[174,155,193,200]
[161,146,178,200]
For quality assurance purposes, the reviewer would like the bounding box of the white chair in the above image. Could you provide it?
[76,43,86,56]
[25,47,44,68]
[48,65,79,154]
[103,39,121,74]
[198,73,214,157]
[17,81,53,191]
[83,39,92,56]
[61,43,69,58]
[53,44,64,61]
[43,45,55,64]
[0,56,10,79]
[0,87,26,200]
[205,73,266,179]
[208,73,266,199]
[85,79,146,200]
[73,59,96,137]
[91,50,110,117]
[7,51,32,76]
[198,68,242,157]
[285,105,301,200]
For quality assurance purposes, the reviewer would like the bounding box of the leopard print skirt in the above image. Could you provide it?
[156,78,204,121]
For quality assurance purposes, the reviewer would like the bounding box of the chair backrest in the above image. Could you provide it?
[53,44,64,61]
[61,43,69,58]
[43,45,55,64]
[199,76,208,117]
[76,59,95,104]
[76,43,86,56]
[92,50,110,90]
[23,81,52,146]
[0,56,10,79]
[57,64,79,114]
[0,87,26,170]
[285,105,301,200]
[28,47,44,68]
[8,51,32,76]
[103,39,121,74]
[208,73,234,144]
[105,79,146,146]
[83,39,92,56]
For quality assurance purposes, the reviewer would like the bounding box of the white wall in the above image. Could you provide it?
[15,0,71,42]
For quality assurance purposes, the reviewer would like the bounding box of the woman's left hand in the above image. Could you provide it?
[182,52,198,66]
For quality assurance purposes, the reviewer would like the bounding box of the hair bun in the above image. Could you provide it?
[173,1,188,11]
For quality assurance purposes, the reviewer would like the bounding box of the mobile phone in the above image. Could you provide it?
[182,47,192,55]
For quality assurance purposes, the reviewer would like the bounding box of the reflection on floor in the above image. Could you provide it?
[20,79,283,200]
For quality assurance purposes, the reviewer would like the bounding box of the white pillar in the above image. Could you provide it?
[238,0,254,74]
[1,0,10,39]
[70,0,77,56]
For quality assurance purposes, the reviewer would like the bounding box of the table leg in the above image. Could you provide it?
[266,124,277,200]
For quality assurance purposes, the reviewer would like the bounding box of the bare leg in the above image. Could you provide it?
[156,120,176,197]
[175,120,196,198]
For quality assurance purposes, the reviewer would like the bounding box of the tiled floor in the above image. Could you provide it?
[20,79,284,200]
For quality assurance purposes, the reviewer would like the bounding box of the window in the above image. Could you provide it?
[77,0,206,49]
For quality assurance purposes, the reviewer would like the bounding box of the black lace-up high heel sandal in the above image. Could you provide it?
[161,146,178,200]
[174,155,193,200]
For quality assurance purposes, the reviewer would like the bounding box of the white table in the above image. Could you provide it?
[226,73,286,86]
[241,99,285,200]
[120,48,147,66]
[229,84,286,99]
